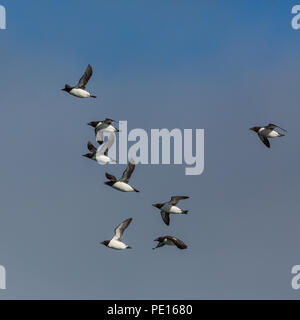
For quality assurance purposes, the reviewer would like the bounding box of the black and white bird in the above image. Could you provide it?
[88,119,119,145]
[250,123,287,148]
[82,133,116,164]
[105,160,139,192]
[101,218,133,250]
[152,196,189,226]
[153,236,187,250]
[62,64,96,98]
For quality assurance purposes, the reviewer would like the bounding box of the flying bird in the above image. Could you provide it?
[62,64,96,98]
[88,119,119,145]
[153,236,187,250]
[82,133,116,164]
[249,123,287,148]
[152,196,189,226]
[101,218,133,250]
[105,159,139,192]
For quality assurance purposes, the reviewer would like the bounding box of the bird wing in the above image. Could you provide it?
[120,160,135,183]
[105,172,117,181]
[258,134,270,148]
[113,218,132,241]
[167,236,187,249]
[161,211,170,226]
[266,123,287,132]
[87,141,97,153]
[104,118,115,125]
[169,196,189,205]
[96,129,104,145]
[97,133,115,156]
[76,64,93,89]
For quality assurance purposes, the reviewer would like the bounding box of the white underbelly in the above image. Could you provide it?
[96,154,113,164]
[106,125,118,132]
[162,204,182,214]
[113,181,134,192]
[259,128,279,138]
[267,131,280,138]
[108,240,127,250]
[70,88,91,98]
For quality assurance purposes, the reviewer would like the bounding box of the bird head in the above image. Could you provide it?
[82,153,94,159]
[87,121,101,128]
[61,84,71,92]
[152,203,163,209]
[104,181,115,187]
[249,126,260,133]
[100,240,110,247]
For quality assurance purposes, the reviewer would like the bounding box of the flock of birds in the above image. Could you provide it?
[62,64,287,251]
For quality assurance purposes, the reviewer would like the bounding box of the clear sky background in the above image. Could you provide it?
[0,0,300,299]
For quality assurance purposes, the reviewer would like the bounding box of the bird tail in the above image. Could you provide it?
[90,95,97,98]
[278,133,285,137]
[127,246,132,249]
[133,188,140,193]
[182,210,189,214]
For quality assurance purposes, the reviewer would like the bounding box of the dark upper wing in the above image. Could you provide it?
[105,172,117,181]
[120,160,135,183]
[113,218,132,241]
[258,135,270,148]
[154,236,165,242]
[266,123,287,132]
[169,196,189,205]
[167,236,187,249]
[87,141,97,153]
[76,64,93,89]
[161,212,170,226]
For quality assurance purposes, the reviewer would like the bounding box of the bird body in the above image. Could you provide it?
[107,239,130,250]
[161,203,183,214]
[69,87,93,98]
[111,181,136,192]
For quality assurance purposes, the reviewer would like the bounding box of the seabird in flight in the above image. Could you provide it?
[101,218,133,250]
[62,64,96,98]
[88,119,119,145]
[153,236,187,250]
[249,123,286,148]
[152,196,189,226]
[82,133,116,164]
[105,159,139,192]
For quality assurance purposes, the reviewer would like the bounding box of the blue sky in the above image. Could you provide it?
[0,0,300,299]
